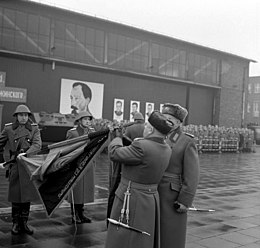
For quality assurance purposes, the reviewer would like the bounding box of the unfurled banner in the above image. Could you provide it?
[19,130,110,216]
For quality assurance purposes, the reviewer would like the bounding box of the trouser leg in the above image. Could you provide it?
[20,202,34,235]
[11,202,21,235]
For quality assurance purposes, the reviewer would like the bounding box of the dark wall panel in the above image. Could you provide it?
[0,56,188,126]
[188,87,213,125]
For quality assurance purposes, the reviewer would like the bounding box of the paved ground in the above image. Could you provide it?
[0,146,260,248]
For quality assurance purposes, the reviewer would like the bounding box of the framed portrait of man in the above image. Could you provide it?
[130,100,140,122]
[113,98,124,122]
[145,102,154,122]
[59,79,104,118]
[160,104,164,112]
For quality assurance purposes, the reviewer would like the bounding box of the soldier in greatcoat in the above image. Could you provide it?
[105,111,172,248]
[124,112,145,141]
[0,104,42,235]
[158,103,200,248]
[66,111,95,223]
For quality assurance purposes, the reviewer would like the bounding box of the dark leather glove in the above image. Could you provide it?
[174,201,188,213]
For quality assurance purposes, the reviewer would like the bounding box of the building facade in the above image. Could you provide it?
[0,1,254,130]
[247,76,260,126]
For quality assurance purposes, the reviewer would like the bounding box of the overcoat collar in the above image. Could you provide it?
[76,125,89,136]
[146,136,165,144]
[168,126,182,143]
[12,121,32,131]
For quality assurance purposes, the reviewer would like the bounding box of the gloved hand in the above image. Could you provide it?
[0,163,5,169]
[174,201,188,213]
[110,127,123,140]
[17,152,26,158]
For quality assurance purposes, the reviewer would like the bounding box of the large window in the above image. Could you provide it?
[107,33,149,72]
[248,83,252,94]
[247,103,250,113]
[253,102,259,117]
[54,20,104,64]
[187,53,218,85]
[0,8,50,55]
[151,43,186,78]
[254,83,260,93]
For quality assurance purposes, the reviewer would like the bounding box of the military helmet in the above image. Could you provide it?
[13,104,32,116]
[75,111,93,121]
[133,112,144,121]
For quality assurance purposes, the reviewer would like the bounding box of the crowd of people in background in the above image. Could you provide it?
[91,119,256,153]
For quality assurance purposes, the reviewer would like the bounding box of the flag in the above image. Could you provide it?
[18,129,110,216]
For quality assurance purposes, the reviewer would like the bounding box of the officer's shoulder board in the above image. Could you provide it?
[184,132,194,138]
[31,123,38,126]
[133,137,144,141]
[5,123,12,126]
[69,127,77,131]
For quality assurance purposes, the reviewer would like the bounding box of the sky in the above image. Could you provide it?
[33,0,260,77]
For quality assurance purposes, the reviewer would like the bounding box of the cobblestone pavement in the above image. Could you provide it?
[0,147,260,248]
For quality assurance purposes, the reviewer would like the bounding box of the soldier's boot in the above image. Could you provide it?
[71,204,91,224]
[20,202,34,235]
[77,204,92,223]
[11,203,21,235]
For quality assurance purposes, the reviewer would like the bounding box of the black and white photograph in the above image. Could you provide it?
[129,100,140,122]
[0,1,260,248]
[59,78,104,118]
[145,102,154,122]
[113,98,124,122]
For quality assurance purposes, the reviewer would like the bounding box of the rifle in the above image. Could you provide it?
[3,134,28,168]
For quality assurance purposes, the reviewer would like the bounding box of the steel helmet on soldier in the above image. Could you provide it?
[75,111,93,121]
[133,112,144,121]
[13,104,32,116]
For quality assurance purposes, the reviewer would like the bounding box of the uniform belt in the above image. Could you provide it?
[163,172,181,180]
[121,177,157,193]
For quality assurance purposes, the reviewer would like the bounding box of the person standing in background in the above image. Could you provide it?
[159,103,200,248]
[66,111,95,224]
[0,104,42,235]
[124,112,145,141]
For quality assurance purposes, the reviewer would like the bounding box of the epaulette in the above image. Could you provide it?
[31,123,38,126]
[69,127,77,131]
[185,132,194,138]
[133,137,144,141]
[5,123,12,126]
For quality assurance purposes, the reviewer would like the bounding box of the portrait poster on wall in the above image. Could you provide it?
[130,100,140,122]
[160,104,164,112]
[145,102,154,122]
[113,98,124,122]
[59,79,104,118]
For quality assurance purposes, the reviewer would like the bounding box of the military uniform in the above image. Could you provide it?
[125,112,145,141]
[105,111,172,248]
[0,122,41,202]
[0,107,42,235]
[159,103,200,248]
[158,127,200,248]
[66,125,95,204]
[66,111,95,223]
[105,137,171,248]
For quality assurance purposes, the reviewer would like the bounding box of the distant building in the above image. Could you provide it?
[246,76,260,126]
[0,0,256,129]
